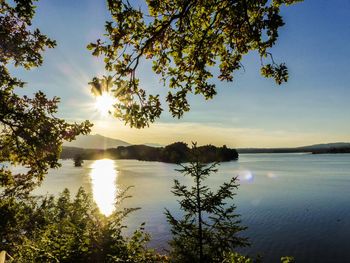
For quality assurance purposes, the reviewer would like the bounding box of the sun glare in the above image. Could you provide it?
[90,159,118,216]
[95,92,115,116]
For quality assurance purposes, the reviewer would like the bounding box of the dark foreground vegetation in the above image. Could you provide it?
[1,188,167,262]
[61,142,239,164]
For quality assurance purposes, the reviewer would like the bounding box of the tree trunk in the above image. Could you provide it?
[196,164,203,262]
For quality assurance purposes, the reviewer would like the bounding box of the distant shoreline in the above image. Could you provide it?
[60,143,350,163]
[238,143,350,154]
[61,143,239,164]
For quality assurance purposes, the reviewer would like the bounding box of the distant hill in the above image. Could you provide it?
[305,143,350,154]
[63,134,130,149]
[238,142,350,154]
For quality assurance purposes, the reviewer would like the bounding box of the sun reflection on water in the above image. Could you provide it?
[90,159,118,216]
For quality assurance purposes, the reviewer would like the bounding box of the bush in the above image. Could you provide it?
[0,188,168,263]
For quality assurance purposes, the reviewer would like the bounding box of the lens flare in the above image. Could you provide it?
[267,171,277,179]
[238,170,254,183]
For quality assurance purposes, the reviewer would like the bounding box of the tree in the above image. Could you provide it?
[88,0,302,128]
[0,0,92,198]
[165,143,249,262]
[73,154,84,167]
[161,142,190,163]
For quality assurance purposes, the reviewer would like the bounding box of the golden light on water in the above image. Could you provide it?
[95,92,115,116]
[90,159,118,216]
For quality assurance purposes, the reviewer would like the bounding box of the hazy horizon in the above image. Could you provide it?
[65,133,350,149]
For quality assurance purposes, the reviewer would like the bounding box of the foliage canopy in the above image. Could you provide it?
[0,0,92,198]
[89,0,302,128]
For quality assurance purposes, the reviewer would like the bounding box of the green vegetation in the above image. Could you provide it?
[89,0,301,128]
[0,0,92,199]
[61,142,239,164]
[223,253,295,263]
[0,187,168,263]
[165,144,248,262]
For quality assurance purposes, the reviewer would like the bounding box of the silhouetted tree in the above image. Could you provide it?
[0,0,92,198]
[165,143,248,262]
[161,142,190,163]
[73,155,84,167]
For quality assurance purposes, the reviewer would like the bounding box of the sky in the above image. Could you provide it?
[12,0,350,147]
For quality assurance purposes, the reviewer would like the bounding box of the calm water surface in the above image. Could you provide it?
[34,153,350,263]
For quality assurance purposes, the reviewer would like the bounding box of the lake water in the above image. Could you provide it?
[33,153,350,263]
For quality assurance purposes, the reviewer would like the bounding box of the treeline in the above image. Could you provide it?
[61,142,239,163]
[238,143,350,154]
[312,147,350,154]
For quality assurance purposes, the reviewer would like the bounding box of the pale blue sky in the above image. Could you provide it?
[12,0,350,147]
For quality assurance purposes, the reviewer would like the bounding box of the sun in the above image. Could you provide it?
[95,92,115,116]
